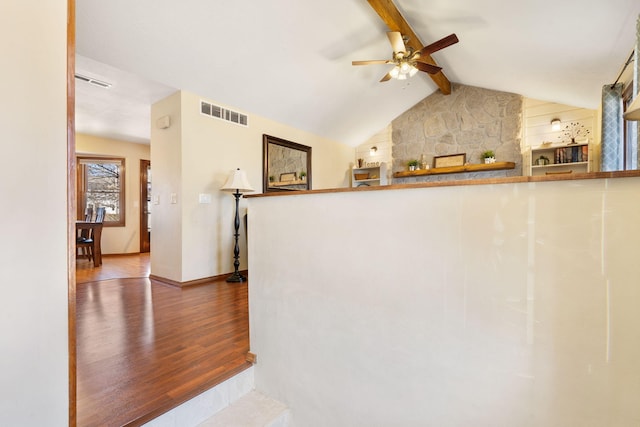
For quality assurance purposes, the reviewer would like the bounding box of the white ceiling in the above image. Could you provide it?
[75,0,640,147]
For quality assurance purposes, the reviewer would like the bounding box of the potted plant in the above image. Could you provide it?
[269,175,275,183]
[300,171,307,181]
[481,150,496,164]
[407,159,419,171]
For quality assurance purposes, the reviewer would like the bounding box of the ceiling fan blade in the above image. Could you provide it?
[386,31,406,54]
[418,34,459,56]
[380,72,392,82]
[352,60,391,66]
[414,61,442,74]
[366,0,452,94]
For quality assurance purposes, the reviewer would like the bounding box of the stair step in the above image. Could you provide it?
[198,391,289,427]
[143,367,255,427]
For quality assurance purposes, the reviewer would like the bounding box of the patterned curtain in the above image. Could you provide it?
[601,83,624,171]
[634,15,639,168]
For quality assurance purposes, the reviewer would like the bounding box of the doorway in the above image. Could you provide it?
[140,159,151,253]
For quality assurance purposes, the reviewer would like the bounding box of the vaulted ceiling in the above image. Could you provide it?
[75,0,640,147]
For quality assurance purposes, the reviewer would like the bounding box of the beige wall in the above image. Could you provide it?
[149,92,183,281]
[249,176,640,426]
[151,91,354,282]
[0,1,68,425]
[76,133,150,254]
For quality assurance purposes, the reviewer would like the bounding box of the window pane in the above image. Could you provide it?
[86,162,120,222]
[78,157,125,226]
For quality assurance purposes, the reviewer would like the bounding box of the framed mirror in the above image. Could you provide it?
[263,134,312,192]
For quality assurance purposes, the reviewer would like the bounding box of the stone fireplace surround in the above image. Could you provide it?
[392,83,523,183]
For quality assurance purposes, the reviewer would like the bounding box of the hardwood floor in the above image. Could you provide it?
[76,254,251,426]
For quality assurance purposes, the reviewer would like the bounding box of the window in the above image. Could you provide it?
[77,156,125,226]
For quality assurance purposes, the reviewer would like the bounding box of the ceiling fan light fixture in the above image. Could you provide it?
[389,66,400,79]
[409,66,419,77]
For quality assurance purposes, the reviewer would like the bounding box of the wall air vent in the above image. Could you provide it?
[200,100,248,127]
[74,73,112,89]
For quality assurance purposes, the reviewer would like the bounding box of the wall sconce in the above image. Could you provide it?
[370,146,378,156]
[551,118,561,131]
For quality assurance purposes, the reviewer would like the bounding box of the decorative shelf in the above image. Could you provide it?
[269,180,307,187]
[393,161,516,178]
[532,161,588,169]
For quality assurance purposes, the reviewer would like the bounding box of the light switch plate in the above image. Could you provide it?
[199,193,212,204]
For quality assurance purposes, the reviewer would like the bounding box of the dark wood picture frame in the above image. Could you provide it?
[433,153,466,168]
[263,134,312,192]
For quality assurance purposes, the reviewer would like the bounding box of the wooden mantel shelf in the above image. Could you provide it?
[393,161,515,178]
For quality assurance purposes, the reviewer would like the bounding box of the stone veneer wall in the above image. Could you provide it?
[392,83,523,183]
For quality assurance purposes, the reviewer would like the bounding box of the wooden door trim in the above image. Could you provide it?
[140,159,151,253]
[67,0,77,425]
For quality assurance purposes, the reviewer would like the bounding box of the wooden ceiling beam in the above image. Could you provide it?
[367,0,452,94]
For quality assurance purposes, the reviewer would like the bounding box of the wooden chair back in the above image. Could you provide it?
[77,206,106,267]
[95,207,106,223]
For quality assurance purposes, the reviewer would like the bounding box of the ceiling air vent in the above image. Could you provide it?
[75,73,112,89]
[200,100,248,127]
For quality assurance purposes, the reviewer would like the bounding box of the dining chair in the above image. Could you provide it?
[78,207,95,247]
[77,207,106,267]
[84,206,94,222]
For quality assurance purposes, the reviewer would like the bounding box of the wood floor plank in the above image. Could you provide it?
[76,254,250,426]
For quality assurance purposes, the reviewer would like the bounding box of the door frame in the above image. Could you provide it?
[67,0,77,425]
[140,159,151,253]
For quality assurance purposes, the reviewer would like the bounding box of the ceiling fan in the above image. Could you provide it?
[352,31,459,83]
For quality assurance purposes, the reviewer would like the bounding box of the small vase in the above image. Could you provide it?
[484,157,496,164]
[409,165,416,171]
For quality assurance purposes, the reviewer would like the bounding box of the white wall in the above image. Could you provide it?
[0,1,68,425]
[76,133,150,254]
[248,176,640,426]
[151,91,354,282]
[523,98,599,160]
[354,125,392,166]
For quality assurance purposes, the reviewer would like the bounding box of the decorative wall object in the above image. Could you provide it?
[263,134,312,192]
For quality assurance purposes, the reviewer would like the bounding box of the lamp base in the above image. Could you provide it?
[226,271,246,283]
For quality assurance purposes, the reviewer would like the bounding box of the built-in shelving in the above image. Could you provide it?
[352,162,388,187]
[525,143,591,176]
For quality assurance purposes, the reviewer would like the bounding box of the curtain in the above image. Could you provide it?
[601,83,624,171]
[634,15,639,167]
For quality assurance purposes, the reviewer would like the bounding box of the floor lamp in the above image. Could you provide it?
[220,168,254,282]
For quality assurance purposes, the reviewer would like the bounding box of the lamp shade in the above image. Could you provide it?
[624,95,640,121]
[220,168,254,193]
